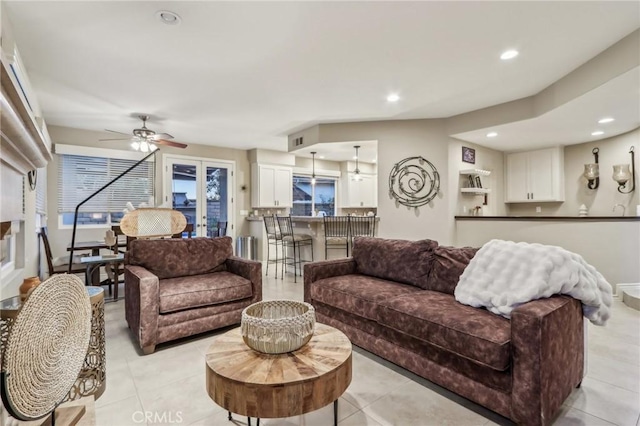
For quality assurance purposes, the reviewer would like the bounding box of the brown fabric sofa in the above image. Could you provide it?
[125,237,261,354]
[304,237,583,426]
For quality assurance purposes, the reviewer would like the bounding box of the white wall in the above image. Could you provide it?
[448,138,506,218]
[317,119,453,244]
[508,128,639,216]
[456,219,640,287]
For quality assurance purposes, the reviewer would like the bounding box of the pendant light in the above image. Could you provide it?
[352,145,362,181]
[310,151,317,185]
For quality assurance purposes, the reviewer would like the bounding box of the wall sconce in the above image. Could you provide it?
[583,148,599,189]
[310,151,317,185]
[612,146,635,194]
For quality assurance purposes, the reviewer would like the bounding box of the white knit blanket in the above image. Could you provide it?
[454,239,613,325]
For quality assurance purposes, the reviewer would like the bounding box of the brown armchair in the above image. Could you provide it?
[124,236,262,354]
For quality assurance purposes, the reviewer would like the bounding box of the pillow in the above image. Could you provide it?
[127,237,231,279]
[352,236,438,288]
[427,246,479,295]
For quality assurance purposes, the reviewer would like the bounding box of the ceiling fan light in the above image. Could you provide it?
[150,143,158,151]
[131,141,140,151]
[140,141,149,153]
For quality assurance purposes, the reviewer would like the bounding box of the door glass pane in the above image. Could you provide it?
[171,164,197,234]
[206,166,228,237]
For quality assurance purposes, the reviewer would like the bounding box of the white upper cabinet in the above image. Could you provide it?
[251,164,292,207]
[505,147,564,203]
[341,173,377,208]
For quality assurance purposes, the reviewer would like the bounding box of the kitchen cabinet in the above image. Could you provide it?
[341,173,377,208]
[505,147,564,203]
[251,164,292,207]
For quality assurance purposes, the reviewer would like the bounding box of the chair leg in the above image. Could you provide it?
[265,240,270,276]
[292,243,298,283]
[275,240,279,279]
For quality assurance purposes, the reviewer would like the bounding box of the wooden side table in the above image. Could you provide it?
[205,323,352,426]
[0,286,106,401]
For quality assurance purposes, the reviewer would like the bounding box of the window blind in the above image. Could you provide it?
[35,167,47,215]
[58,154,154,213]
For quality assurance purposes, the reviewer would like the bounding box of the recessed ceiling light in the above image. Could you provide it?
[591,131,604,136]
[486,132,498,138]
[319,155,325,159]
[353,155,358,160]
[156,10,181,25]
[372,159,377,163]
[387,94,400,102]
[598,117,615,124]
[500,50,519,60]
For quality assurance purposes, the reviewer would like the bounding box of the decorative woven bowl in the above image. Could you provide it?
[241,300,315,354]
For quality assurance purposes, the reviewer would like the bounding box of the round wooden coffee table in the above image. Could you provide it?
[206,322,352,425]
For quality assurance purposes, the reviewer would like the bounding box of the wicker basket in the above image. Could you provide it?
[241,300,315,354]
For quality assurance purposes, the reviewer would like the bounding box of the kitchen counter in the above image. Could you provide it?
[246,215,379,222]
[455,216,640,222]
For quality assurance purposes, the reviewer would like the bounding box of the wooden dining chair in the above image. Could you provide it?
[39,227,86,277]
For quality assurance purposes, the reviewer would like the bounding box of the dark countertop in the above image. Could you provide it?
[246,215,379,222]
[455,216,640,222]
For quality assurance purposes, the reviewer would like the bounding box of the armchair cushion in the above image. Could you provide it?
[352,237,438,288]
[127,237,232,279]
[159,271,252,314]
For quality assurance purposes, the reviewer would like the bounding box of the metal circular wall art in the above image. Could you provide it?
[388,156,440,208]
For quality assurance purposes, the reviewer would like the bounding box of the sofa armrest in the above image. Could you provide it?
[226,256,262,303]
[511,295,584,426]
[124,265,160,350]
[303,258,357,303]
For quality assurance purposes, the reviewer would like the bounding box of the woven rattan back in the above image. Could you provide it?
[323,216,350,238]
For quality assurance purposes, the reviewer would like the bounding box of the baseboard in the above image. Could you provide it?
[615,282,640,297]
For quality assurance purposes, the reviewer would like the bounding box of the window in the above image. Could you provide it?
[58,153,154,227]
[35,167,47,216]
[291,175,336,216]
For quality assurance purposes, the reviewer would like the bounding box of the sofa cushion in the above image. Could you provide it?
[159,271,252,314]
[427,246,479,294]
[352,237,438,288]
[127,237,232,279]
[378,291,511,371]
[310,274,422,321]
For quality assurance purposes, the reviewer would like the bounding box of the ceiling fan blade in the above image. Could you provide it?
[99,137,131,141]
[156,139,187,149]
[149,132,174,140]
[104,129,131,136]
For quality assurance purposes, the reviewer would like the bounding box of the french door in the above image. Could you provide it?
[164,156,234,238]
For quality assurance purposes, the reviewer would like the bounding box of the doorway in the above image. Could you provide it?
[163,156,235,238]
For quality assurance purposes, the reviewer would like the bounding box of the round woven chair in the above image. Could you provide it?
[1,274,91,423]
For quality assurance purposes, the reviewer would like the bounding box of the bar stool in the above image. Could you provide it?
[277,215,313,283]
[349,215,376,251]
[323,216,350,259]
[263,215,283,278]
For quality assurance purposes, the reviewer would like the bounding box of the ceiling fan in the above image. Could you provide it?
[100,115,187,151]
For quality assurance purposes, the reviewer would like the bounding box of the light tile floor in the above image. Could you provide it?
[96,272,640,426]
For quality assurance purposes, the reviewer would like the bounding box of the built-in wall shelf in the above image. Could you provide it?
[459,169,491,176]
[460,188,491,194]
[459,169,490,194]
